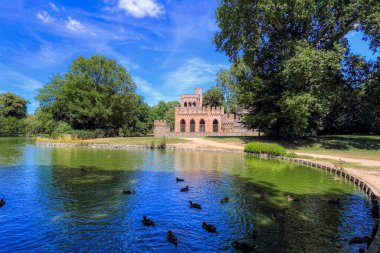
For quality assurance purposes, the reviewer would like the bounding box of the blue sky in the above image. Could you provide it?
[0,0,378,113]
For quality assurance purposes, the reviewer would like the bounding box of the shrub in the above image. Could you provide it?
[51,121,73,138]
[74,129,105,139]
[244,142,287,156]
[157,137,166,150]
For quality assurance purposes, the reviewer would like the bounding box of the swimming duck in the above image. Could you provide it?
[271,212,278,220]
[122,190,135,195]
[0,199,5,208]
[328,198,340,205]
[232,240,258,251]
[286,195,300,202]
[180,186,189,192]
[189,201,201,209]
[167,230,178,246]
[142,216,155,226]
[220,197,229,204]
[176,177,184,182]
[202,222,217,233]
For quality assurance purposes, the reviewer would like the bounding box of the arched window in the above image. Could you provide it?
[184,102,187,107]
[193,102,196,107]
[180,119,186,132]
[190,119,195,132]
[200,119,205,132]
[213,119,219,132]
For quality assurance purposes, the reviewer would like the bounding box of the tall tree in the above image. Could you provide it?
[214,0,380,137]
[0,92,29,119]
[202,86,224,108]
[36,55,144,136]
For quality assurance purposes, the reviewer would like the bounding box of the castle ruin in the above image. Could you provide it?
[154,88,257,137]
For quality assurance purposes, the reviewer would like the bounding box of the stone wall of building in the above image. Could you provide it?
[153,120,170,137]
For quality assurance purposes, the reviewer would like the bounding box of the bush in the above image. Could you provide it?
[157,137,166,150]
[0,116,26,136]
[74,129,105,139]
[51,121,73,138]
[244,142,287,156]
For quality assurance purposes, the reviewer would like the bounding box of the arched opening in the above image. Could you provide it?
[193,102,196,107]
[200,119,205,132]
[184,102,187,107]
[213,119,219,132]
[180,119,186,132]
[190,119,195,132]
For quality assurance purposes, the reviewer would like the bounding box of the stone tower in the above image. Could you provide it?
[194,88,203,107]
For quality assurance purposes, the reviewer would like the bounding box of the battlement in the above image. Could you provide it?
[177,106,225,116]
[154,120,167,127]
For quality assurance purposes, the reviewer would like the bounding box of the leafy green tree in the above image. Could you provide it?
[0,92,29,119]
[213,0,380,137]
[36,55,145,137]
[151,100,180,131]
[202,86,224,108]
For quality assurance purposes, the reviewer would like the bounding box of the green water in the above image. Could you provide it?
[0,138,375,252]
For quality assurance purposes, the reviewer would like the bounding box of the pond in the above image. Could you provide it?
[0,138,375,252]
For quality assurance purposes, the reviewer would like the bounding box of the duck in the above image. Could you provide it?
[202,222,217,233]
[286,195,300,202]
[0,199,5,208]
[232,240,258,251]
[180,186,189,192]
[189,201,201,209]
[122,190,135,195]
[271,212,278,221]
[328,198,340,205]
[220,197,229,204]
[167,230,178,246]
[176,177,185,182]
[142,216,155,226]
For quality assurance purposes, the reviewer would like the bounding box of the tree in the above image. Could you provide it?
[202,86,224,108]
[151,101,180,131]
[36,55,144,136]
[213,0,380,137]
[0,92,29,119]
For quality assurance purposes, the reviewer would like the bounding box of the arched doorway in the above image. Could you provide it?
[184,102,187,107]
[213,119,219,132]
[200,119,205,132]
[180,119,186,132]
[190,119,195,132]
[193,102,196,107]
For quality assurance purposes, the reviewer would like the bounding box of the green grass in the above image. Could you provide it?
[244,142,288,156]
[206,135,380,161]
[36,136,188,145]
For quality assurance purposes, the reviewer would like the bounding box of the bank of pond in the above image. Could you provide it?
[0,137,377,252]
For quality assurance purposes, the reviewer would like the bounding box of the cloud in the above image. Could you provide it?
[0,64,43,92]
[66,16,85,32]
[134,77,166,105]
[37,11,54,24]
[49,2,60,12]
[163,58,228,95]
[117,0,165,18]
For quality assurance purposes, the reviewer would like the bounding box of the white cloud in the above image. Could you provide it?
[163,58,228,95]
[49,2,60,12]
[37,11,54,24]
[134,77,166,105]
[118,0,165,18]
[0,64,43,92]
[66,16,85,32]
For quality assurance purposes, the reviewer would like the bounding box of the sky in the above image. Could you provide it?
[0,0,378,114]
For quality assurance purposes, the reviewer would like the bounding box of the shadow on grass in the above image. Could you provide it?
[207,135,380,151]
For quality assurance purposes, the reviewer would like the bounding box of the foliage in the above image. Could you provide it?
[244,142,287,156]
[35,55,149,137]
[150,101,180,131]
[202,86,224,108]
[0,92,29,119]
[0,116,26,136]
[157,137,167,149]
[214,0,380,137]
[51,121,73,138]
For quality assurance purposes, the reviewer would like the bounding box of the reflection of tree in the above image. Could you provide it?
[0,137,27,165]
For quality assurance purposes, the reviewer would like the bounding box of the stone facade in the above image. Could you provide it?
[154,87,257,137]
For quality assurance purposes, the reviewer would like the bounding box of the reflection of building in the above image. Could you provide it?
[154,88,257,137]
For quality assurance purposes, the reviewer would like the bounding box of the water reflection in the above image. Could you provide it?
[0,140,375,252]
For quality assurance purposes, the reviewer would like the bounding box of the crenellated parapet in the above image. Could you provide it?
[177,106,225,116]
[154,120,167,127]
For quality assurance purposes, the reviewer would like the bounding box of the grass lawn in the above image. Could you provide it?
[36,136,188,145]
[205,135,380,161]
